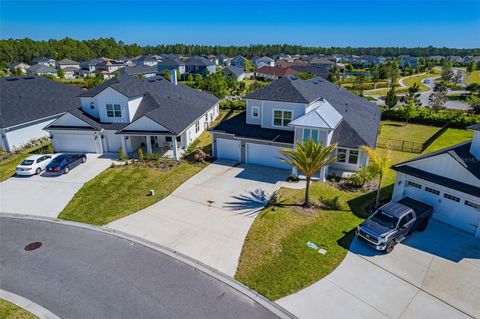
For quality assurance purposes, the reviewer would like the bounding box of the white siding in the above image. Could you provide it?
[80,97,99,118]
[50,113,91,127]
[245,99,307,130]
[127,96,143,121]
[102,131,123,153]
[95,87,130,123]
[122,116,169,132]
[5,119,54,151]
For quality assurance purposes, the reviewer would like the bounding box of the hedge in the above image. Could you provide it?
[381,108,479,128]
[219,100,246,110]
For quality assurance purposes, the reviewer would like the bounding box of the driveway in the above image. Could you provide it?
[278,220,480,319]
[0,154,113,218]
[109,160,290,277]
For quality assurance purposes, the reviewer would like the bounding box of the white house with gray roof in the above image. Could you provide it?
[211,75,381,181]
[45,73,220,159]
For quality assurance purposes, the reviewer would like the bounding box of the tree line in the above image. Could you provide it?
[1,38,479,65]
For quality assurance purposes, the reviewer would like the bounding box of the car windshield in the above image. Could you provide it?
[51,157,65,165]
[370,210,398,229]
[20,160,35,166]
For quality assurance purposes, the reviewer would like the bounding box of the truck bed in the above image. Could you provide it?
[398,197,434,217]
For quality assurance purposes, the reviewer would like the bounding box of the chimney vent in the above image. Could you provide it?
[170,69,177,85]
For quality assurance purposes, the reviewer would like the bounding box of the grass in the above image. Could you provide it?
[401,72,433,92]
[0,299,38,319]
[379,120,441,143]
[59,162,207,225]
[0,143,51,182]
[235,124,473,300]
[465,70,480,84]
[363,87,408,96]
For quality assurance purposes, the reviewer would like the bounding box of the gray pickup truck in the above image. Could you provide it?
[356,197,434,253]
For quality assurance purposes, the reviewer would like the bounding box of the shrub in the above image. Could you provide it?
[118,147,126,161]
[137,148,144,161]
[381,107,480,128]
[219,100,246,110]
[349,166,374,188]
[193,148,208,163]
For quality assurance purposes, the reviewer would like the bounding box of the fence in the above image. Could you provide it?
[377,122,450,154]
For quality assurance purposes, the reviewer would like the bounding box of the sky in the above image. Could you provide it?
[1,0,479,48]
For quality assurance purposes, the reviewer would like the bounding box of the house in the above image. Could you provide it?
[254,56,275,68]
[120,65,159,78]
[400,55,418,68]
[44,73,220,159]
[62,67,78,79]
[135,55,158,67]
[391,124,480,237]
[27,64,57,77]
[56,59,80,70]
[8,62,30,74]
[309,57,335,68]
[221,65,246,82]
[157,57,186,76]
[80,59,102,72]
[207,55,219,65]
[276,60,307,68]
[95,59,124,73]
[184,56,216,76]
[0,76,82,152]
[211,75,381,180]
[254,66,302,80]
[231,55,248,70]
[217,54,228,65]
[290,65,330,79]
[32,57,55,67]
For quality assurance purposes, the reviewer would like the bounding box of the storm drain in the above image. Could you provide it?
[24,242,42,251]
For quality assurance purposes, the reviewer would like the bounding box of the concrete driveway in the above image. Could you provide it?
[278,220,480,319]
[0,154,113,218]
[109,160,290,277]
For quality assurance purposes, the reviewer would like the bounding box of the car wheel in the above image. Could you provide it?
[417,219,429,232]
[81,156,86,163]
[35,168,41,175]
[64,167,70,174]
[385,240,396,254]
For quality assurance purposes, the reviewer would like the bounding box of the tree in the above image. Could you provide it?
[360,146,392,209]
[57,68,65,79]
[162,69,171,80]
[280,140,337,208]
[345,64,353,72]
[406,83,421,106]
[370,65,380,89]
[327,67,339,83]
[299,72,315,80]
[187,73,194,82]
[244,59,255,72]
[467,61,477,73]
[428,83,447,112]
[200,70,228,98]
[468,96,480,115]
[353,73,366,96]
[385,88,398,109]
[402,99,416,125]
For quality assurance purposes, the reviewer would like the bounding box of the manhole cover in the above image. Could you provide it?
[24,242,42,251]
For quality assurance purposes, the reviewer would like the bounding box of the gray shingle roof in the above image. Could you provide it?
[222,65,245,77]
[185,56,214,67]
[57,58,79,65]
[0,76,82,128]
[157,57,185,67]
[28,64,57,74]
[245,76,381,147]
[119,66,159,76]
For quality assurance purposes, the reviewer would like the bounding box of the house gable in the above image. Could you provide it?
[47,112,94,128]
[119,115,170,133]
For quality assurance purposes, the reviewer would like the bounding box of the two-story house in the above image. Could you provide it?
[253,56,275,69]
[45,73,220,159]
[157,57,186,76]
[184,56,216,76]
[391,124,480,237]
[211,75,381,181]
[32,57,56,67]
[230,55,248,70]
[56,59,80,70]
[135,55,159,67]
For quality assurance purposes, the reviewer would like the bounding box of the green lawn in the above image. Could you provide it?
[465,70,480,84]
[401,72,434,92]
[235,124,473,300]
[379,120,440,143]
[0,143,52,182]
[59,162,206,225]
[0,299,37,319]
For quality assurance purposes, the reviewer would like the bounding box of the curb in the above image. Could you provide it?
[0,213,297,319]
[0,289,61,319]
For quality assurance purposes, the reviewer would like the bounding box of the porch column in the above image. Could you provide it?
[172,136,178,160]
[146,136,152,154]
[121,135,128,159]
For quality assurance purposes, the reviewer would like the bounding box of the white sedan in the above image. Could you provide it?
[16,154,56,176]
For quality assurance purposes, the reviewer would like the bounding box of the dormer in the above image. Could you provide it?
[468,124,480,160]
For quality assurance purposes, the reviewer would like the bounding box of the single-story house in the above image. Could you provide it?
[120,65,159,78]
[210,75,381,180]
[184,56,216,76]
[27,64,58,77]
[254,66,302,81]
[45,73,220,159]
[391,124,480,237]
[0,76,82,152]
[9,62,30,74]
[56,59,80,70]
[221,65,246,82]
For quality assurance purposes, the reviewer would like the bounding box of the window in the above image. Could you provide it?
[106,104,121,117]
[176,136,181,142]
[407,181,422,189]
[165,136,172,142]
[348,150,359,164]
[337,148,347,162]
[252,107,259,118]
[465,200,480,210]
[444,193,460,202]
[273,110,292,127]
[425,187,440,195]
[205,114,208,122]
[195,121,200,133]
[90,101,95,109]
[303,128,319,143]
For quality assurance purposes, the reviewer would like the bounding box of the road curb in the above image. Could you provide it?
[0,213,298,319]
[0,289,61,319]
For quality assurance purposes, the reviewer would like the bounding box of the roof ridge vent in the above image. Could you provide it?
[6,78,19,81]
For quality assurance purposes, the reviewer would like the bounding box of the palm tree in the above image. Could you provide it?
[360,146,392,209]
[280,140,337,208]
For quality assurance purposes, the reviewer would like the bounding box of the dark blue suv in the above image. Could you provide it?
[46,154,87,174]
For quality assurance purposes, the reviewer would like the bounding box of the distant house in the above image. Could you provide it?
[221,66,246,82]
[207,55,219,65]
[0,76,82,152]
[80,59,101,72]
[28,64,57,77]
[290,65,330,79]
[32,57,55,67]
[8,62,30,74]
[254,66,301,80]
[62,67,79,79]
[231,55,248,70]
[361,55,382,66]
[309,57,335,68]
[96,60,124,73]
[56,59,80,70]
[218,54,229,65]
[276,60,307,68]
[185,56,216,76]
[400,55,418,68]
[135,55,158,67]
[448,56,464,64]
[120,65,159,78]
[157,57,186,76]
[254,56,275,68]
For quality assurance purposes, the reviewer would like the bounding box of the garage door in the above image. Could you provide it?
[246,143,290,169]
[53,133,98,153]
[403,181,479,235]
[216,138,241,161]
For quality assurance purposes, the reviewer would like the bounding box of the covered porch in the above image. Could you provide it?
[119,133,186,160]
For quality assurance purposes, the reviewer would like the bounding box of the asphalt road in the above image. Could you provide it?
[0,217,279,319]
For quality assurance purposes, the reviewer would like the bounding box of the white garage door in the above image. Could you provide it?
[216,138,241,161]
[403,181,480,235]
[246,143,290,170]
[53,133,98,153]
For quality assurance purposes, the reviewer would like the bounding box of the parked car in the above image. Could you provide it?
[46,154,87,174]
[16,154,56,176]
[356,197,434,253]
